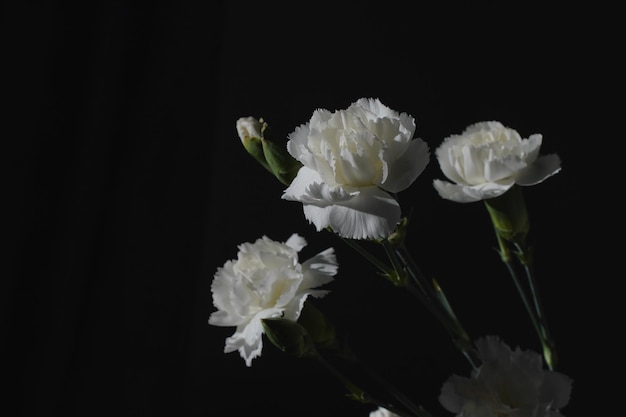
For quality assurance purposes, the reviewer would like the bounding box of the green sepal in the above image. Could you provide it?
[297,301,336,349]
[260,124,302,186]
[386,216,409,247]
[484,184,529,249]
[261,317,318,359]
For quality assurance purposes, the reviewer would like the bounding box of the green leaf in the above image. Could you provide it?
[261,317,317,359]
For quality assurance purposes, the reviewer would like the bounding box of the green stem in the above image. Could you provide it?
[391,241,432,297]
[358,357,435,417]
[385,241,479,369]
[341,237,395,277]
[315,354,431,417]
[500,248,557,370]
[484,192,557,370]
[513,244,558,370]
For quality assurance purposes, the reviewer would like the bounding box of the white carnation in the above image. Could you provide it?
[209,233,338,366]
[282,98,430,240]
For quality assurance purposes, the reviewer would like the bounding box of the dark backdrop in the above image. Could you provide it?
[5,1,613,416]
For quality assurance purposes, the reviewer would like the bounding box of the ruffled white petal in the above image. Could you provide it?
[540,371,573,409]
[285,233,307,252]
[209,263,250,324]
[301,247,338,290]
[282,167,331,205]
[435,143,468,186]
[282,293,311,322]
[515,154,562,186]
[483,155,527,183]
[433,179,512,203]
[462,146,485,185]
[303,186,401,239]
[383,137,430,193]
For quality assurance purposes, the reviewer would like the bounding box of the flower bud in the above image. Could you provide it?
[236,117,272,173]
[261,317,318,359]
[235,117,302,185]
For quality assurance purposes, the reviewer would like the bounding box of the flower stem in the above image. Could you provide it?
[514,243,558,370]
[358,357,435,417]
[315,354,432,417]
[384,240,479,369]
[340,237,396,278]
[496,241,558,370]
[484,189,558,371]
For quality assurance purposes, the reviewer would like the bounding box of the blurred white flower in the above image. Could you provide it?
[282,97,430,240]
[439,335,572,417]
[369,407,401,417]
[208,233,338,366]
[433,121,561,203]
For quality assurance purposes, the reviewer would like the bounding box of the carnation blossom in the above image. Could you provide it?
[433,121,561,203]
[439,335,572,417]
[282,97,430,240]
[208,233,338,366]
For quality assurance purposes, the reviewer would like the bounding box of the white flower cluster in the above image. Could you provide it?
[210,98,570,417]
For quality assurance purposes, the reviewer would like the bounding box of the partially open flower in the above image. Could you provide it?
[433,121,561,203]
[236,116,302,185]
[282,98,430,240]
[439,335,572,417]
[236,116,270,172]
[208,234,338,366]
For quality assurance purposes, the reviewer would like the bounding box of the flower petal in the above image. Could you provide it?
[302,247,337,283]
[439,375,468,413]
[285,233,307,252]
[303,187,401,239]
[383,136,430,193]
[282,167,332,205]
[433,179,512,203]
[282,293,310,321]
[540,371,573,409]
[515,154,562,186]
[484,156,527,183]
[435,141,468,186]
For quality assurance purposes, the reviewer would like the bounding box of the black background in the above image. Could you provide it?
[5,1,615,416]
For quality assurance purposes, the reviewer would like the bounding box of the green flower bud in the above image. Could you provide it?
[236,117,302,186]
[261,317,318,359]
[236,116,272,173]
